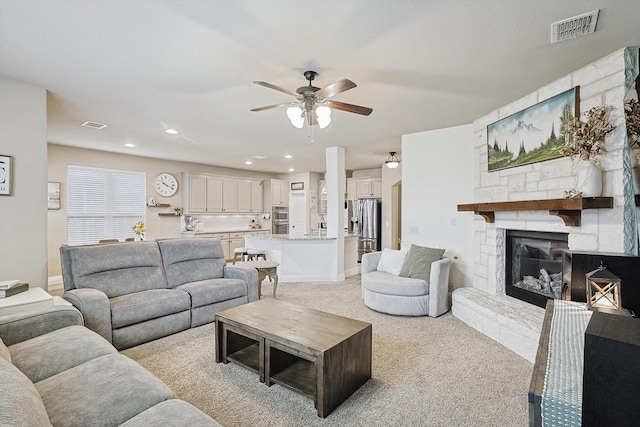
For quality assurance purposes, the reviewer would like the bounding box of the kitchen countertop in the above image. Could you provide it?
[246,234,336,241]
[246,233,358,240]
[182,229,357,239]
[181,228,266,235]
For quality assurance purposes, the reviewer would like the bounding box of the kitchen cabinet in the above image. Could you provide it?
[348,178,382,199]
[237,179,263,213]
[228,232,245,258]
[265,179,289,207]
[186,174,221,213]
[183,173,262,214]
[357,178,382,198]
[212,232,244,260]
[211,233,231,260]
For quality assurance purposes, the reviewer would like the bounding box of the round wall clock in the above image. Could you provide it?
[154,173,178,197]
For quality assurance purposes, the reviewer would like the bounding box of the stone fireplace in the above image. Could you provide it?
[451,47,639,362]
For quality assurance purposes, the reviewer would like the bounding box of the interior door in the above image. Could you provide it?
[289,191,306,236]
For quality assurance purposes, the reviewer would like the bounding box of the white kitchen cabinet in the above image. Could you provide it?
[265,179,289,207]
[222,178,238,212]
[273,180,289,206]
[184,173,256,214]
[228,232,245,258]
[186,174,224,213]
[237,179,263,213]
[356,178,382,198]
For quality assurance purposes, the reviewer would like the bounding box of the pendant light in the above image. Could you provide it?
[385,152,400,169]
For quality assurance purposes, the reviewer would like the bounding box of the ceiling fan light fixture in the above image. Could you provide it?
[287,106,304,128]
[385,151,400,169]
[316,105,331,129]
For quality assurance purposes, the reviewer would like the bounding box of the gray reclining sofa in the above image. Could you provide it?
[60,237,258,350]
[0,305,221,427]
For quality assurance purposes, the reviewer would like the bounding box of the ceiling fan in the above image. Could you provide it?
[251,70,373,129]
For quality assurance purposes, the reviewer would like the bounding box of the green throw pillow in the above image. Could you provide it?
[399,244,445,283]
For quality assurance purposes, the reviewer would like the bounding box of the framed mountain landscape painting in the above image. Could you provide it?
[487,87,579,171]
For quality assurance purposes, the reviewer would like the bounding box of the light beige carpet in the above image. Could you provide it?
[122,276,533,426]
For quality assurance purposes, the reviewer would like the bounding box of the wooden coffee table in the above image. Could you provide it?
[215,299,372,417]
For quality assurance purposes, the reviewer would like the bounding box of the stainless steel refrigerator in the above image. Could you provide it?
[353,199,381,262]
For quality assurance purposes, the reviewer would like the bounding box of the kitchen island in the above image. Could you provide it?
[244,233,358,282]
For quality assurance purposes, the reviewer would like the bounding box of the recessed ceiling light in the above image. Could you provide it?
[284,154,293,159]
[253,155,267,160]
[288,168,295,172]
[124,143,136,148]
[165,129,178,135]
[245,161,253,165]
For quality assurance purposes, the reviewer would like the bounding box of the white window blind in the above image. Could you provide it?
[67,165,146,245]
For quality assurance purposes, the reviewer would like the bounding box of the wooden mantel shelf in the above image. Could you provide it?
[457,197,614,227]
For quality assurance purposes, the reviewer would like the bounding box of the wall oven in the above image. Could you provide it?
[272,206,288,221]
[272,206,289,234]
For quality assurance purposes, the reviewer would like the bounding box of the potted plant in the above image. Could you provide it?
[560,105,616,198]
[132,220,146,240]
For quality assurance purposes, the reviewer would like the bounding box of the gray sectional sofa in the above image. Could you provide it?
[0,305,221,427]
[60,237,259,350]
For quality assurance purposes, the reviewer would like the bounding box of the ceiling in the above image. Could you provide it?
[1,1,639,174]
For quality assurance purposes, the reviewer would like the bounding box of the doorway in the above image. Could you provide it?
[289,191,307,236]
[391,181,402,249]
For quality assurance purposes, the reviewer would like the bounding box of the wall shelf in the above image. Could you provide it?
[158,212,182,217]
[457,197,614,227]
[148,203,171,208]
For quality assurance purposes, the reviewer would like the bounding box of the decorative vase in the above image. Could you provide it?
[577,160,602,198]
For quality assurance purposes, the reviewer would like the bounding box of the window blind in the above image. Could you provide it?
[67,165,146,245]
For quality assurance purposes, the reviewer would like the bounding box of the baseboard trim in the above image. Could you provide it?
[48,276,64,295]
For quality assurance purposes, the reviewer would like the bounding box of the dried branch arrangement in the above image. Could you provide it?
[626,98,640,148]
[561,105,616,161]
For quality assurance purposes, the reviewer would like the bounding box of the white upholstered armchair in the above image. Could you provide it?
[361,248,451,317]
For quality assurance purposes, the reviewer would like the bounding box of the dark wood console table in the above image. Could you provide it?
[457,197,613,226]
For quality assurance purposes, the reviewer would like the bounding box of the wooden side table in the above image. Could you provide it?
[236,261,279,298]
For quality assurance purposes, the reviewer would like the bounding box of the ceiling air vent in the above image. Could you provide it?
[81,121,107,130]
[551,10,599,43]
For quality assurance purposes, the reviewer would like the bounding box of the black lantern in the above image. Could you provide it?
[585,263,623,314]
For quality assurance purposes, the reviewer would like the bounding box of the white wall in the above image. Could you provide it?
[47,144,277,277]
[0,77,48,289]
[402,124,475,289]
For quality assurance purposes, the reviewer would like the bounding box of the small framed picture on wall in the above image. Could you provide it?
[48,182,61,210]
[0,155,12,196]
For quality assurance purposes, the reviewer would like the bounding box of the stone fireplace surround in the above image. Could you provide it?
[452,47,639,363]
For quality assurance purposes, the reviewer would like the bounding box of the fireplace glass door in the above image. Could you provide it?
[506,230,568,308]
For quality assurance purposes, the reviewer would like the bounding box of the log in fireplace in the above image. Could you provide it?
[505,230,569,308]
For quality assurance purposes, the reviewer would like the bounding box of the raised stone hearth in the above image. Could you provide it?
[452,288,544,362]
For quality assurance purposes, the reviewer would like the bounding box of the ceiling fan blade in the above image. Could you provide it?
[253,81,297,97]
[327,100,373,116]
[316,78,357,99]
[250,102,295,112]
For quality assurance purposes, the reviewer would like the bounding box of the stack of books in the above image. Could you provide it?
[0,280,29,298]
